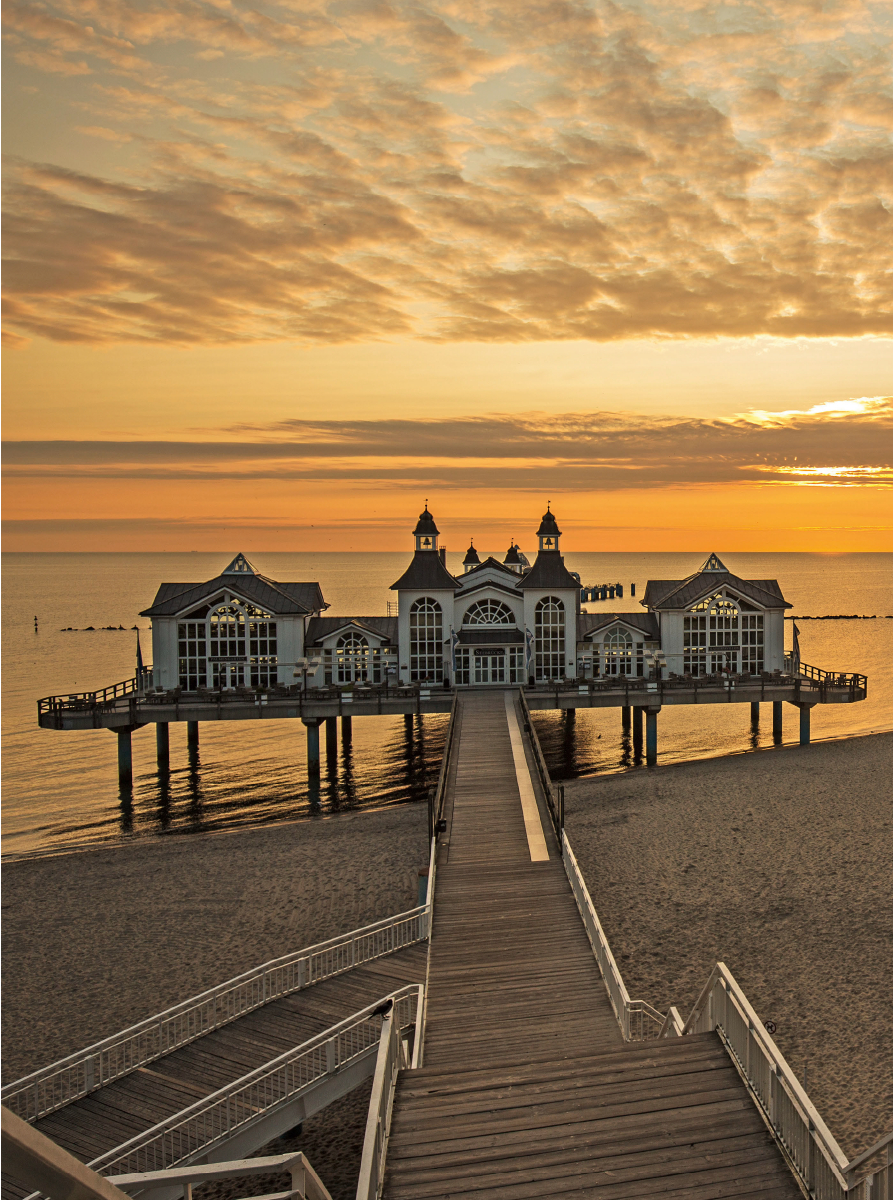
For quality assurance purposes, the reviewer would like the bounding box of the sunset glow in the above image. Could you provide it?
[3,0,892,549]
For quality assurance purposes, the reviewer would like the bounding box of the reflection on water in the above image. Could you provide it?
[49,714,446,856]
[531,699,811,782]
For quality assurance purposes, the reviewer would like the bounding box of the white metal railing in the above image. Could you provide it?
[561,832,665,1041]
[3,908,428,1124]
[109,1150,333,1200]
[355,995,421,1200]
[87,986,422,1178]
[681,964,890,1200]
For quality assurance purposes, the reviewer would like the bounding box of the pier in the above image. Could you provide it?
[6,689,890,1200]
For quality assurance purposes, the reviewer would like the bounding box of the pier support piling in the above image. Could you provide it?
[772,701,783,741]
[798,704,812,746]
[117,728,133,790]
[645,708,659,767]
[155,722,170,769]
[187,721,199,752]
[342,714,353,743]
[303,719,322,775]
[632,706,643,757]
[325,717,337,763]
[621,705,631,731]
[404,713,413,729]
[750,702,760,725]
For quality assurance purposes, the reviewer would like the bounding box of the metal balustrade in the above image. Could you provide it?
[784,656,868,691]
[681,964,890,1200]
[561,832,666,1041]
[88,987,422,1178]
[2,909,428,1124]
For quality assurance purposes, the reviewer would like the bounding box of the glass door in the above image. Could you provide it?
[473,649,506,684]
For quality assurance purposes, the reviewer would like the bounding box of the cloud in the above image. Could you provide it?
[4,397,891,489]
[4,0,893,345]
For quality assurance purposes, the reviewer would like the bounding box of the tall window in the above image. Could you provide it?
[410,598,443,682]
[177,621,207,691]
[535,597,565,680]
[683,615,707,675]
[336,632,370,683]
[462,599,515,625]
[180,597,277,690]
[741,614,764,674]
[603,629,633,675]
[689,592,742,672]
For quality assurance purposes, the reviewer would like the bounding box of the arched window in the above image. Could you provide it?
[410,598,443,682]
[462,599,515,626]
[603,628,633,676]
[336,632,369,683]
[686,591,743,674]
[179,596,277,690]
[535,596,565,680]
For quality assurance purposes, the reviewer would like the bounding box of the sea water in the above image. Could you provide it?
[3,551,891,858]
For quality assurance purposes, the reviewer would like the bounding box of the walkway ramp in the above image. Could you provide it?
[384,690,799,1199]
[2,945,426,1200]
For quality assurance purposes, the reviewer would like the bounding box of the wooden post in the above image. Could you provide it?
[155,722,170,769]
[325,716,337,763]
[799,704,811,746]
[645,708,659,767]
[304,719,321,775]
[404,713,413,729]
[750,702,760,725]
[187,720,199,751]
[632,706,643,756]
[772,701,783,738]
[117,728,133,790]
[621,705,631,731]
[342,714,353,742]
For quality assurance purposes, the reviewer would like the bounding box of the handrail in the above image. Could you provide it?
[844,1131,893,1182]
[561,832,665,1041]
[430,693,458,831]
[88,986,422,1177]
[3,907,428,1123]
[109,1152,334,1200]
[784,657,868,691]
[679,962,890,1199]
[355,994,420,1200]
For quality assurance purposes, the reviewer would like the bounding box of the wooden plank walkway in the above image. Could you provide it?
[1,944,426,1200]
[384,690,800,1199]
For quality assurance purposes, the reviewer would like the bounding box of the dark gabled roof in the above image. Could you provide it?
[643,568,790,611]
[390,552,460,592]
[518,552,579,590]
[456,628,524,645]
[458,556,522,584]
[579,612,660,640]
[305,616,398,645]
[141,574,326,617]
[456,578,524,600]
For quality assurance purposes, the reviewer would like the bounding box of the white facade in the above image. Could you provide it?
[141,554,325,692]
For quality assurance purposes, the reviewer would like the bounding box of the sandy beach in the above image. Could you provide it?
[564,731,893,1160]
[2,803,429,1198]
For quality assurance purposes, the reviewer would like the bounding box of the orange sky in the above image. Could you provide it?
[3,0,892,550]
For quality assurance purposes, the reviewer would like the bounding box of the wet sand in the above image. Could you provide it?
[564,731,893,1159]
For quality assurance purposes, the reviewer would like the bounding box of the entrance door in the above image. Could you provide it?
[473,649,506,684]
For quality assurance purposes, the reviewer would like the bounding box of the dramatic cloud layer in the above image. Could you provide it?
[5,395,890,488]
[4,0,893,345]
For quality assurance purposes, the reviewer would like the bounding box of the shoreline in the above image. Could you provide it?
[563,730,893,1159]
[6,725,891,865]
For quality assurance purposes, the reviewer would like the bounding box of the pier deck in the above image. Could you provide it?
[384,690,800,1199]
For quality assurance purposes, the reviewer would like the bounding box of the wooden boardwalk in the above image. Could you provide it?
[1,945,426,1200]
[384,690,799,1199]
